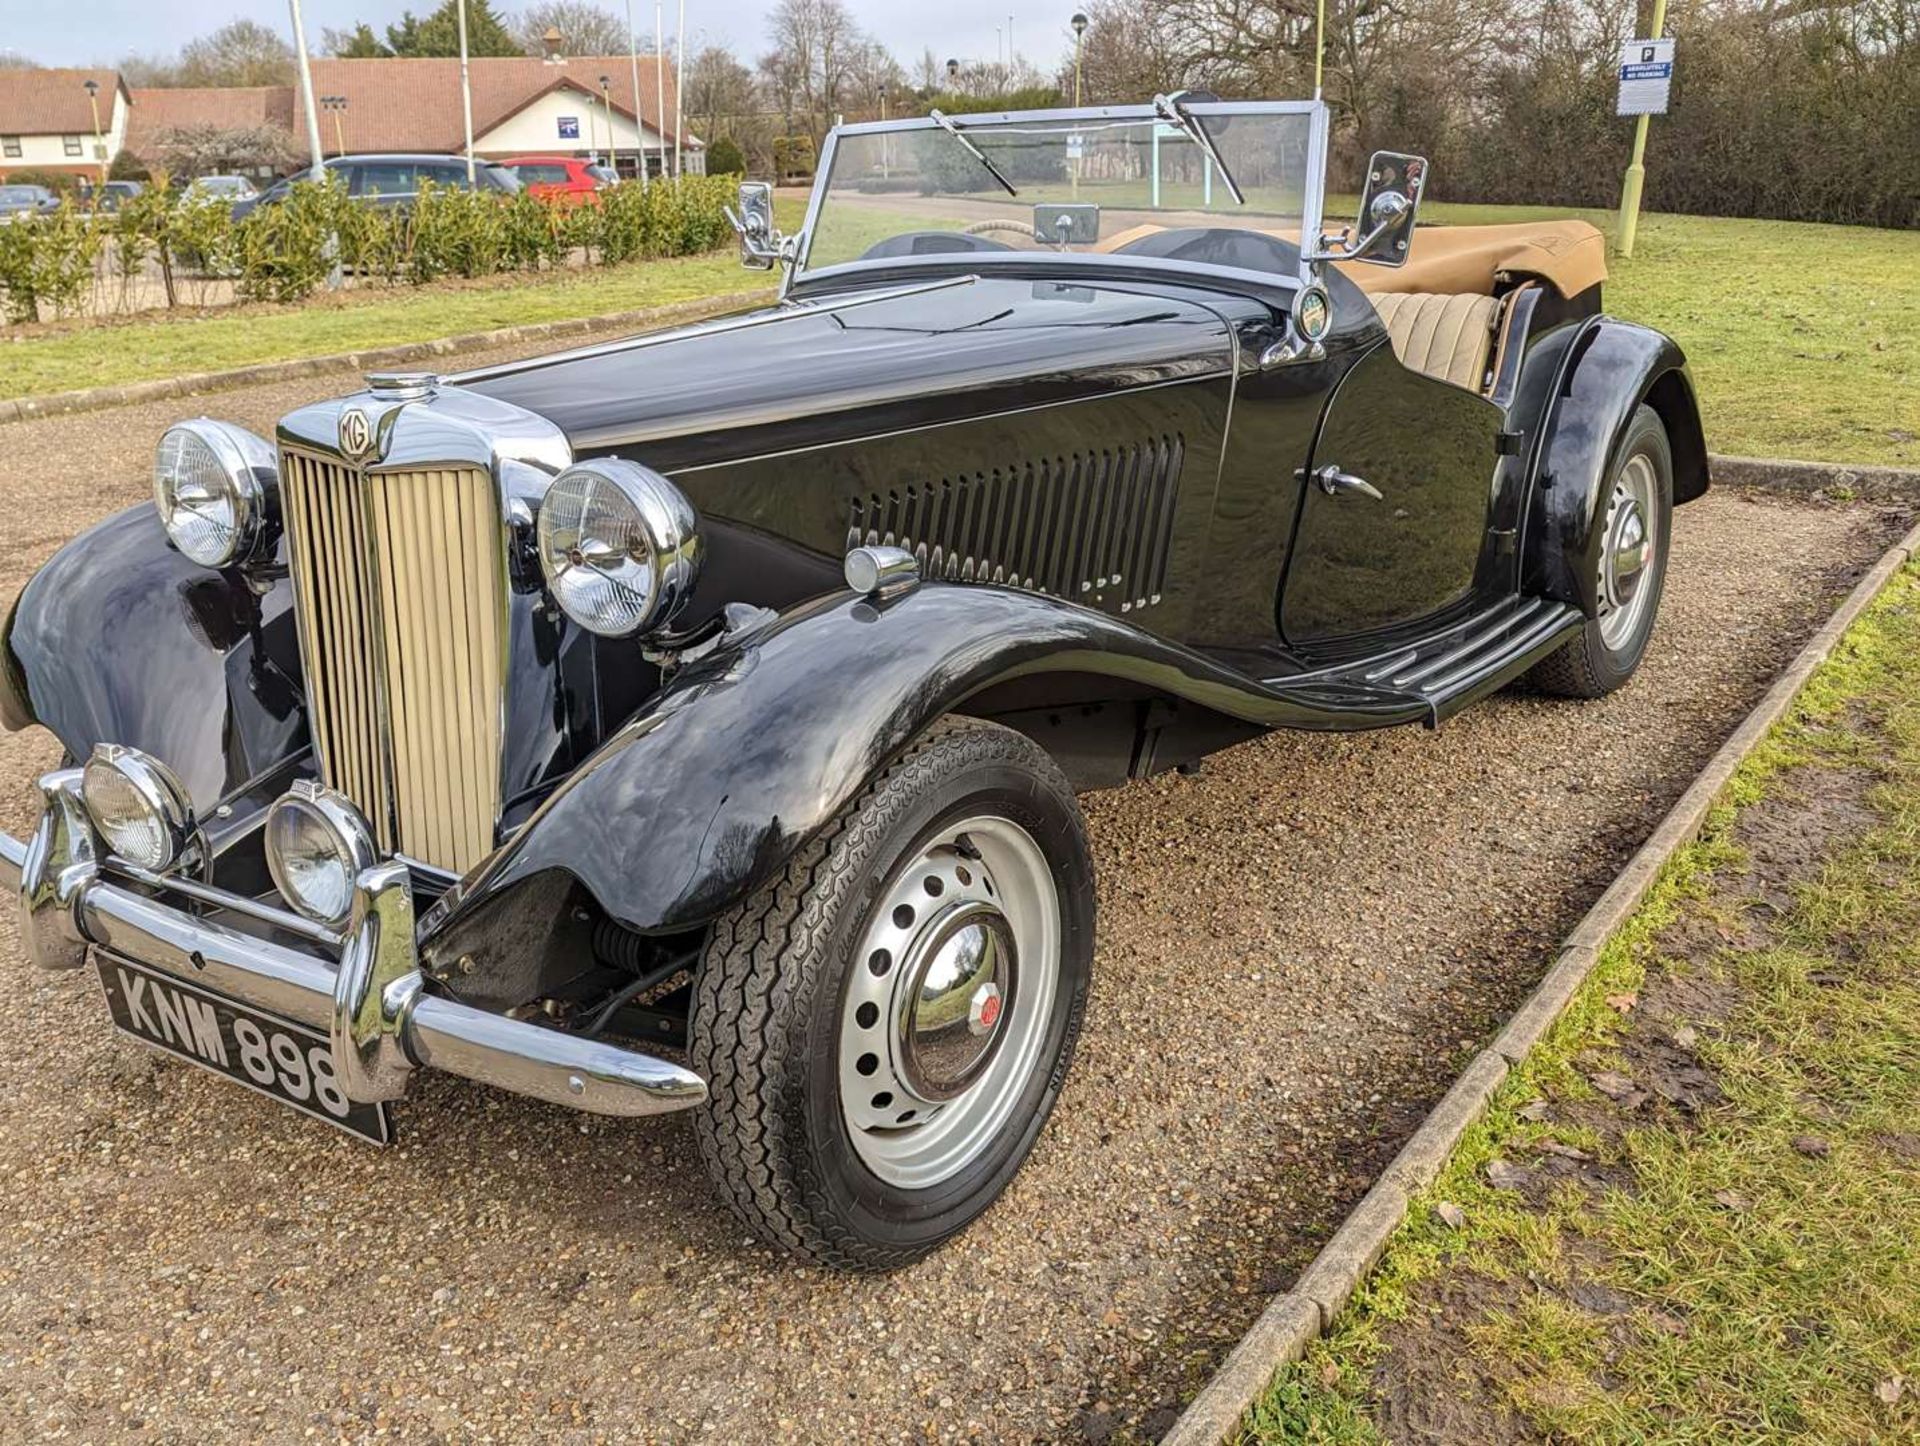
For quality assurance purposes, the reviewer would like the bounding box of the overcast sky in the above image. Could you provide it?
[5,1,1077,80]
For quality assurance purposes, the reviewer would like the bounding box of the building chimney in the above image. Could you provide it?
[542,26,566,62]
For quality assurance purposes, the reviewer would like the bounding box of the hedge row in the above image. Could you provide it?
[0,173,739,325]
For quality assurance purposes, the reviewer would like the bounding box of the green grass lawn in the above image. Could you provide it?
[1412,199,1919,469]
[1244,562,1920,1442]
[3,195,1913,471]
[3,252,775,397]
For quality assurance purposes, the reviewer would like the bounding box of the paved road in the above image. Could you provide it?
[0,366,1907,1442]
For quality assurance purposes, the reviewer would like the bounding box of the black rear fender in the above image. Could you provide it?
[1520,319,1709,614]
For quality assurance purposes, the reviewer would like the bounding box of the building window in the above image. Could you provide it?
[1,136,21,159]
[63,135,83,156]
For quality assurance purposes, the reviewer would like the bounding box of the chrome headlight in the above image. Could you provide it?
[80,743,196,872]
[265,781,379,929]
[153,419,277,567]
[536,459,701,638]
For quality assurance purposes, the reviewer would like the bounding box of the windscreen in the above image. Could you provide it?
[803,109,1314,278]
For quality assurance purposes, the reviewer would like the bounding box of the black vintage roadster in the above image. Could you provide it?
[2,98,1705,1268]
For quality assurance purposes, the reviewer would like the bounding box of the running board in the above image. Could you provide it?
[1263,597,1585,728]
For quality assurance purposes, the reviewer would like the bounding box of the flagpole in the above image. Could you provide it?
[625,0,647,187]
[457,0,476,184]
[673,0,686,177]
[1314,0,1326,97]
[654,0,667,180]
[286,0,339,289]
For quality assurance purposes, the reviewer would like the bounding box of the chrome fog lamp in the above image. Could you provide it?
[536,459,701,638]
[265,780,379,929]
[80,743,196,872]
[153,419,277,567]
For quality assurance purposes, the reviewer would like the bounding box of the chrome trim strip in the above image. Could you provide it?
[110,861,344,948]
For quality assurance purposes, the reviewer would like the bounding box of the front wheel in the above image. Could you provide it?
[689,718,1095,1270]
[1528,403,1674,698]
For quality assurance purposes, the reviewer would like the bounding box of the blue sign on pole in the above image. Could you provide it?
[1616,39,1676,115]
[558,116,581,140]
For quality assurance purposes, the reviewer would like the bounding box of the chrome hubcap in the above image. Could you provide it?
[839,815,1060,1190]
[896,901,1017,1101]
[1598,454,1659,650]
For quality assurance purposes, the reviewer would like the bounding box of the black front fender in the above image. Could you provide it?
[6,505,309,804]
[422,582,1373,954]
[1522,319,1709,613]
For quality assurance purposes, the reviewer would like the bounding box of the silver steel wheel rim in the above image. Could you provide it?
[838,814,1061,1190]
[1598,452,1659,651]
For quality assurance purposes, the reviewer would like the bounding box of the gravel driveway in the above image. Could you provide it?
[0,358,1907,1443]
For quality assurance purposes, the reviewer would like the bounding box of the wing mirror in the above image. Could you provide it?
[725,180,789,270]
[1307,150,1428,267]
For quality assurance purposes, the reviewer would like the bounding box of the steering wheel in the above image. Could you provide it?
[963,218,1064,251]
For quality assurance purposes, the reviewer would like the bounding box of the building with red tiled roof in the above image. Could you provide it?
[0,68,130,180]
[3,53,698,184]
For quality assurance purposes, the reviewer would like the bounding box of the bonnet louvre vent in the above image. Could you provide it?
[846,435,1184,612]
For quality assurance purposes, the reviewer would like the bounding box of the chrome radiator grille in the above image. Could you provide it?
[280,450,507,875]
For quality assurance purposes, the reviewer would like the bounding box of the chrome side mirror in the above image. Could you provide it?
[725,181,787,271]
[1306,150,1427,267]
[1348,151,1426,266]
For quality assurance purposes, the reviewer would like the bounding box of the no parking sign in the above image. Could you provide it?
[1617,39,1676,116]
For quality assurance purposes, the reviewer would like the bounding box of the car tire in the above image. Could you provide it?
[1528,404,1674,699]
[688,717,1095,1270]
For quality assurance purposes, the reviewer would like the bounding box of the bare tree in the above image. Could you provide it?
[763,0,864,136]
[176,19,296,87]
[151,122,302,178]
[514,0,632,56]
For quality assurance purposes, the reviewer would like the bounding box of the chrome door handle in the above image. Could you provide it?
[1312,464,1383,501]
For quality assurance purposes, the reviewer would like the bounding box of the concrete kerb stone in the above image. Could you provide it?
[1490,947,1600,1065]
[1382,1047,1510,1194]
[1709,453,1920,503]
[1289,1176,1411,1329]
[1160,514,1920,1446]
[1157,1295,1322,1446]
[0,288,777,425]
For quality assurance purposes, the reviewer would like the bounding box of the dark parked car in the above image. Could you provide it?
[0,183,60,223]
[2,97,1706,1270]
[230,153,520,218]
[83,179,146,213]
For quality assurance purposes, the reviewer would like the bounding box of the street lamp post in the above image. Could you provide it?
[321,96,348,157]
[1071,12,1087,106]
[600,75,615,168]
[82,78,106,192]
[1069,13,1089,197]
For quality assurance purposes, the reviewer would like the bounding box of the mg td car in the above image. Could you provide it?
[1,96,1707,1269]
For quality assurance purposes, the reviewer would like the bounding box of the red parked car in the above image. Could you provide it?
[500,155,619,204]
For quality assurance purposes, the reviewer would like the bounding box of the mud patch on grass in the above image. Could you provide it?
[1346,762,1889,1441]
[1372,1272,1543,1446]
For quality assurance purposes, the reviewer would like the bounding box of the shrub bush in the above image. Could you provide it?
[0,170,738,326]
[706,136,747,177]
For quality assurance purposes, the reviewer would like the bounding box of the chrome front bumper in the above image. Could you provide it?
[2,769,706,1125]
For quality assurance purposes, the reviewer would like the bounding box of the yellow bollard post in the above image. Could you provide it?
[1615,0,1670,259]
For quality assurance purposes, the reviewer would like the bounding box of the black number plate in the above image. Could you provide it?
[95,954,392,1144]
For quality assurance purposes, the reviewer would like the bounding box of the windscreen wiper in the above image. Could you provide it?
[1153,91,1246,206]
[927,110,1019,199]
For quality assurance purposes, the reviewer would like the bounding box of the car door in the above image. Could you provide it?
[353,162,416,208]
[1278,339,1505,649]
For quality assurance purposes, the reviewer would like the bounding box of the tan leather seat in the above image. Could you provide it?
[1369,291,1500,393]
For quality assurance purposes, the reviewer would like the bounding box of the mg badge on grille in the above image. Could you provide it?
[338,407,377,463]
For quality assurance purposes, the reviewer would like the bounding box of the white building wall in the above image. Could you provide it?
[475,89,666,161]
[0,90,128,173]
